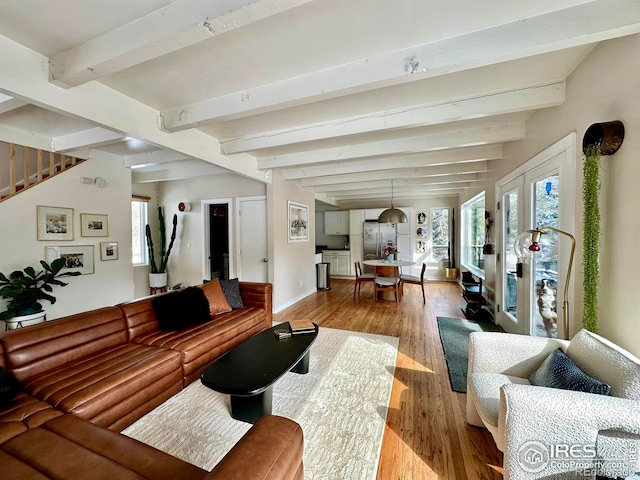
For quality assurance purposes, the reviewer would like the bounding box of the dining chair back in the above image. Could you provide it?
[374,266,401,303]
[400,262,427,304]
[354,261,375,299]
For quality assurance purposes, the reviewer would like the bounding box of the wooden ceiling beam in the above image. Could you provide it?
[49,0,312,88]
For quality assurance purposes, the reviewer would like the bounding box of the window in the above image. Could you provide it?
[132,196,149,266]
[461,192,485,273]
[431,207,450,262]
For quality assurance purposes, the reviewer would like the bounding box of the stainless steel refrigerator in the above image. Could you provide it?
[362,220,397,274]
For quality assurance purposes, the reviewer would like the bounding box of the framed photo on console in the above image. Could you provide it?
[37,205,74,241]
[45,245,94,275]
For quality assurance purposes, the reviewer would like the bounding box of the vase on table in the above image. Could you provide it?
[387,254,394,262]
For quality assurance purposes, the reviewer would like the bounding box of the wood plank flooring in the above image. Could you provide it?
[273,278,503,480]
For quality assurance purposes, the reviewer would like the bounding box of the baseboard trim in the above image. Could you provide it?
[274,288,317,313]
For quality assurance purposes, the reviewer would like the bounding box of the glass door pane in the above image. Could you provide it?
[531,173,559,338]
[503,190,519,321]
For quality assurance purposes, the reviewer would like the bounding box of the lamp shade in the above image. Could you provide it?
[378,207,408,224]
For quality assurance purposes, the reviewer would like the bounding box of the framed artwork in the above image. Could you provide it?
[100,241,118,261]
[417,226,428,238]
[37,205,74,241]
[417,212,427,225]
[81,213,109,237]
[416,240,427,253]
[45,245,94,275]
[288,200,309,243]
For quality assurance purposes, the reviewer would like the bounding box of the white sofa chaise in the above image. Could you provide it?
[466,329,640,479]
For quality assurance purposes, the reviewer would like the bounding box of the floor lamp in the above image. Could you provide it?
[514,226,576,340]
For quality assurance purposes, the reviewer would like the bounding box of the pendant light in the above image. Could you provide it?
[378,180,407,223]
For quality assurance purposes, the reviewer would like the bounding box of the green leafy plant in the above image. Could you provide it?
[583,144,601,333]
[0,258,80,321]
[145,206,178,274]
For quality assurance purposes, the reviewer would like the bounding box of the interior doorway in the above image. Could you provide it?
[202,198,233,282]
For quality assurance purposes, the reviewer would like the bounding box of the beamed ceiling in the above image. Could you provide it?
[1,0,639,207]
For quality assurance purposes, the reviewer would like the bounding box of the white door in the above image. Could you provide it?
[237,196,268,282]
[495,134,576,339]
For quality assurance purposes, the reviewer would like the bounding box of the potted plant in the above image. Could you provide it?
[382,244,399,262]
[145,206,178,289]
[0,258,80,329]
[445,208,458,279]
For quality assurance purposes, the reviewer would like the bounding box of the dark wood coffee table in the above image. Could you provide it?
[201,322,319,423]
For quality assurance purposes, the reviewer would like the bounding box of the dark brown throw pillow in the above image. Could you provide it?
[200,279,232,315]
[152,287,211,331]
[0,366,20,408]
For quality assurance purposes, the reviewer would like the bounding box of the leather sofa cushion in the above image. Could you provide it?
[200,279,233,316]
[21,343,183,429]
[0,414,208,480]
[133,307,267,385]
[0,392,63,443]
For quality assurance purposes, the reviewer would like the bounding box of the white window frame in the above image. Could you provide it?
[461,191,485,277]
[132,198,149,267]
[430,207,450,262]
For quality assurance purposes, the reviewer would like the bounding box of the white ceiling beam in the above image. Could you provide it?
[51,127,125,152]
[49,0,313,88]
[300,162,490,187]
[329,187,465,201]
[325,184,472,196]
[0,34,268,183]
[132,160,225,183]
[0,93,26,115]
[161,0,640,129]
[286,145,499,180]
[221,82,564,154]
[312,174,483,193]
[0,124,52,151]
[260,123,519,169]
[124,149,191,168]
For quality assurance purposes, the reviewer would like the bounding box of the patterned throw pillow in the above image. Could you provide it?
[528,348,611,395]
[219,278,244,309]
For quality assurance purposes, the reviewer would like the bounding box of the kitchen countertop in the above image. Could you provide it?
[322,249,350,252]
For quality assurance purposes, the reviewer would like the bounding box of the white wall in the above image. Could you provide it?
[498,34,640,355]
[150,172,266,290]
[131,182,158,299]
[268,171,316,312]
[0,151,134,319]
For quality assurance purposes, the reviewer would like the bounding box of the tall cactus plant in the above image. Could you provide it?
[145,207,177,273]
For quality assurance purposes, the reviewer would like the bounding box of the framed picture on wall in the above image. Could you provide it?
[417,212,427,225]
[45,245,94,275]
[288,200,309,242]
[37,205,74,241]
[81,213,109,237]
[100,241,118,261]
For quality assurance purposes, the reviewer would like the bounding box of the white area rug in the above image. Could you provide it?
[123,326,398,480]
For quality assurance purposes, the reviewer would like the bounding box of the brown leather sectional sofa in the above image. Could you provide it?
[0,282,304,480]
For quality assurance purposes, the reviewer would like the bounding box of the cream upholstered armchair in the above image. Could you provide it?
[466,329,640,479]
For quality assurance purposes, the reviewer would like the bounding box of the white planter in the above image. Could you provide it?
[4,311,47,330]
[149,272,168,288]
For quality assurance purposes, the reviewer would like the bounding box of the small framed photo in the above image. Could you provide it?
[288,200,309,243]
[45,245,94,275]
[417,212,427,225]
[100,242,118,261]
[37,205,74,241]
[81,213,109,237]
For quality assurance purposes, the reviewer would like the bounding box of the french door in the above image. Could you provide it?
[496,134,576,338]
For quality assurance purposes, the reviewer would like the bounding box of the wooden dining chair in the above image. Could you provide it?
[353,261,375,299]
[373,266,401,303]
[400,262,427,304]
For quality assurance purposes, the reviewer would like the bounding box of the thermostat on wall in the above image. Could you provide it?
[178,202,192,212]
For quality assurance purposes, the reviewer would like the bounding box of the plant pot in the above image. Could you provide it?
[4,311,47,330]
[445,267,459,279]
[387,254,395,262]
[149,272,168,288]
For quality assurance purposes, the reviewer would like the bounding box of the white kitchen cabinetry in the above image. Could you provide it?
[324,211,349,235]
[364,208,384,220]
[349,235,363,276]
[322,250,350,276]
[396,207,414,235]
[349,209,364,234]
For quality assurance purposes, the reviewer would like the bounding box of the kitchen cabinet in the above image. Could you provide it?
[396,207,414,235]
[324,211,349,235]
[349,209,364,234]
[349,235,363,276]
[364,208,384,220]
[322,250,350,276]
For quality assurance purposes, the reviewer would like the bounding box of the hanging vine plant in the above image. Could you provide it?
[582,143,601,333]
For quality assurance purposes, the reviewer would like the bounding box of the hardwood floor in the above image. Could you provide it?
[273,278,503,480]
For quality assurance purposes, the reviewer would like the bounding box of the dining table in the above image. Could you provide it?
[363,259,415,302]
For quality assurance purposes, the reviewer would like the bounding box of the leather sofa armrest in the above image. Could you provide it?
[239,282,273,326]
[203,415,303,480]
